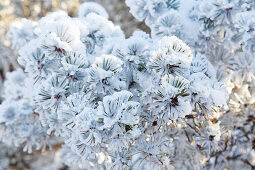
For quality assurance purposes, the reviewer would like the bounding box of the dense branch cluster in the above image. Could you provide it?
[1,0,254,169]
[126,0,255,169]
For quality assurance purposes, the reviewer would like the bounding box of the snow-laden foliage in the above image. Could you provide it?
[0,1,231,169]
[127,0,255,169]
[0,0,81,103]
